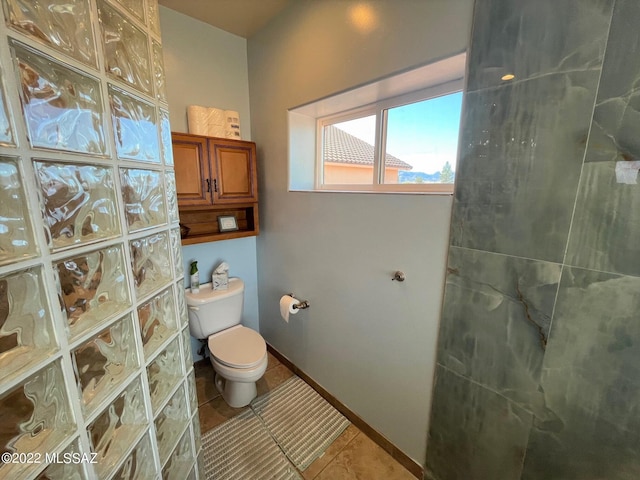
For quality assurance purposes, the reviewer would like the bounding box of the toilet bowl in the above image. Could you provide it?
[185,278,267,408]
[208,324,268,407]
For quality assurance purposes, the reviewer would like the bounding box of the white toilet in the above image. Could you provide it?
[185,278,267,408]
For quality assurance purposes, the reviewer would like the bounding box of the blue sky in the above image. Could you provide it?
[335,91,463,174]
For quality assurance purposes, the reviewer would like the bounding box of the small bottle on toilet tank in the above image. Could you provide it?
[190,261,200,293]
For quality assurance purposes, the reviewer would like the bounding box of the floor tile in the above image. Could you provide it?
[303,425,360,479]
[255,363,294,397]
[199,395,248,433]
[314,433,415,480]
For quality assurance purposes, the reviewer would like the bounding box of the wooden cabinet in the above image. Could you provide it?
[172,132,259,244]
[172,133,258,207]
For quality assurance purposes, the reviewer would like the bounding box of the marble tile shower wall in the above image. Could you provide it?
[0,1,200,479]
[426,1,640,479]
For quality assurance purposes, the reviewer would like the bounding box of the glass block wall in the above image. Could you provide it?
[0,1,200,479]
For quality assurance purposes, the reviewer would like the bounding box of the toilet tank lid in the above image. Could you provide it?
[184,277,244,305]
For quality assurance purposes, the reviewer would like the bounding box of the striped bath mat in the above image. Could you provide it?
[201,408,300,480]
[251,376,351,471]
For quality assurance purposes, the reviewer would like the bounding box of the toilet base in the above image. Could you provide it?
[215,373,258,408]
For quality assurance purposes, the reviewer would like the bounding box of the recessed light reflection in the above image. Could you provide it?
[501,73,516,81]
[348,3,378,34]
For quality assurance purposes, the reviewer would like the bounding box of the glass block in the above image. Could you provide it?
[129,232,170,300]
[36,438,87,480]
[196,450,204,480]
[54,244,131,341]
[0,70,15,145]
[147,338,182,414]
[34,160,120,250]
[191,414,201,453]
[181,327,193,376]
[120,167,166,232]
[88,377,148,479]
[72,314,139,417]
[137,287,177,359]
[155,383,188,464]
[111,432,157,480]
[161,427,194,480]
[0,266,57,385]
[152,41,167,103]
[0,157,38,265]
[165,170,178,225]
[186,368,196,416]
[160,109,173,165]
[169,228,184,278]
[3,0,97,67]
[11,40,106,155]
[108,85,160,162]
[186,466,197,480]
[176,283,188,329]
[147,0,160,37]
[98,1,151,95]
[0,360,75,480]
[111,0,144,22]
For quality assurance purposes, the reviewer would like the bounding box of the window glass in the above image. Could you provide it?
[322,115,376,185]
[384,92,462,185]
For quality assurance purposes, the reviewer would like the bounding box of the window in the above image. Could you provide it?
[318,88,462,193]
[288,52,466,194]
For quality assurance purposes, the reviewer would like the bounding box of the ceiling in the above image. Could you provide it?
[157,0,293,38]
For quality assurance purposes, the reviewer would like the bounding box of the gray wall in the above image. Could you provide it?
[248,0,474,465]
[159,7,260,359]
[426,1,640,479]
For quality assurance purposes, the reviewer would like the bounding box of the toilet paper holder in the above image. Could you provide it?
[287,293,310,310]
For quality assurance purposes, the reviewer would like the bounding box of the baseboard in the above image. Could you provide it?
[266,344,423,479]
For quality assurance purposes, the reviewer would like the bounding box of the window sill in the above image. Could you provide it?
[288,188,453,196]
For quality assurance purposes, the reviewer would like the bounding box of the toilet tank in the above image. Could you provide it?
[184,278,244,339]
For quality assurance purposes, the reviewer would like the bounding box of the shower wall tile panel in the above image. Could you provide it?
[437,247,561,413]
[120,167,167,232]
[11,40,107,155]
[521,266,640,479]
[426,365,532,480]
[465,0,612,92]
[2,0,98,67]
[97,0,151,94]
[566,0,640,277]
[0,0,198,475]
[0,156,37,264]
[108,85,160,163]
[427,1,640,480]
[34,160,121,250]
[450,70,600,263]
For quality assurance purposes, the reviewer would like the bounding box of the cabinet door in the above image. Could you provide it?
[210,139,258,204]
[172,133,212,206]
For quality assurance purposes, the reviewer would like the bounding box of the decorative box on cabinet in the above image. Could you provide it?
[171,132,259,244]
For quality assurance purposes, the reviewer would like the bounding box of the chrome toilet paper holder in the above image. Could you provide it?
[287,293,310,310]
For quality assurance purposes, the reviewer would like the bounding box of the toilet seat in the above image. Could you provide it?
[208,325,266,369]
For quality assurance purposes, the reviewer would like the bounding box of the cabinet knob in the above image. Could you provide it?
[214,178,218,193]
[206,178,211,192]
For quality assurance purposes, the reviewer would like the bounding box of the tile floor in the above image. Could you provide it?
[195,352,416,480]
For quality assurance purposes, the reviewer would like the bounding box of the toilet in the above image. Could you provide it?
[185,278,267,408]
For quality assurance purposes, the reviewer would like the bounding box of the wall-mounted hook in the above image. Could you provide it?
[392,271,406,282]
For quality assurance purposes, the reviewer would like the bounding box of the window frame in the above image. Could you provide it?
[315,78,464,194]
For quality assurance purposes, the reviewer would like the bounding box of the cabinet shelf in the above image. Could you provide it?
[178,204,259,245]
